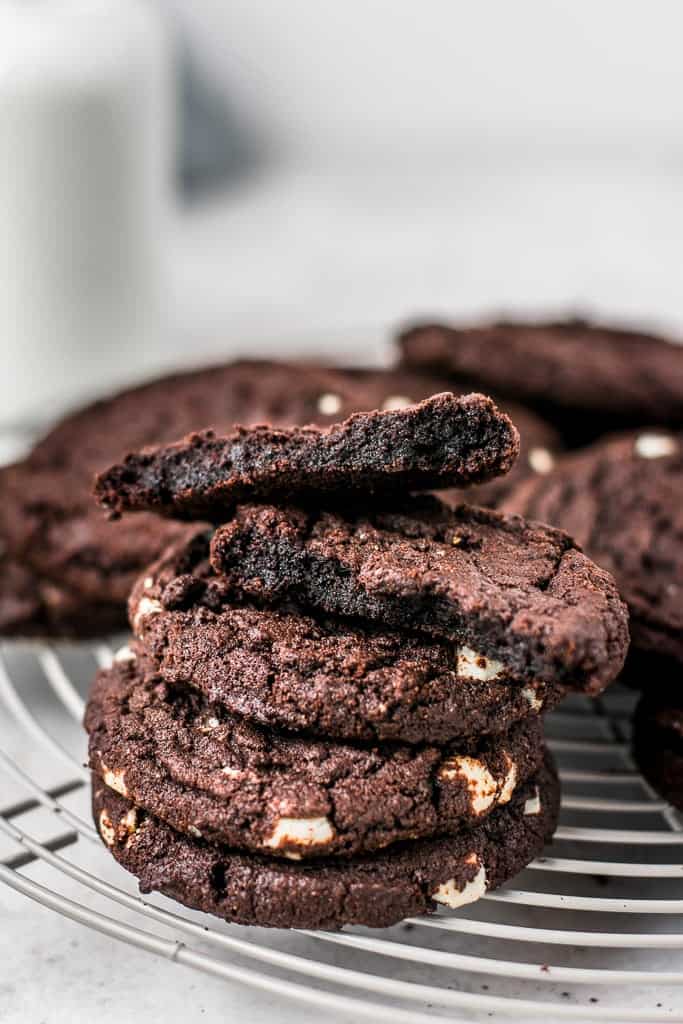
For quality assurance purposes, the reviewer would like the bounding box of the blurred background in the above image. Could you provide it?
[2,0,683,427]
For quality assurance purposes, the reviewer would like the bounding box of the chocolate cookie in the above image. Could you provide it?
[94,393,519,520]
[0,548,131,638]
[209,497,629,695]
[397,317,683,444]
[92,754,558,929]
[130,529,565,744]
[502,430,682,667]
[4,360,544,638]
[0,362,454,637]
[0,462,194,608]
[0,553,53,636]
[86,658,545,859]
[633,692,683,811]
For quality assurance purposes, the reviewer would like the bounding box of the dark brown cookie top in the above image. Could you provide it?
[129,529,565,744]
[397,317,683,443]
[502,430,682,665]
[85,658,545,860]
[92,754,558,930]
[94,393,519,521]
[209,496,629,695]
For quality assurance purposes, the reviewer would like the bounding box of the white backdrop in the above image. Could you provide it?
[172,0,683,162]
[162,0,683,373]
[4,0,683,424]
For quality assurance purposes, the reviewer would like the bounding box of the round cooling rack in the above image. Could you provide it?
[1,639,683,1023]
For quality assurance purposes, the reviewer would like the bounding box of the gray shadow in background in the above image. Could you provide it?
[177,40,268,200]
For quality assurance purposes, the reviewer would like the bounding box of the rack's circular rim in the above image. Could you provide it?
[1,638,683,1023]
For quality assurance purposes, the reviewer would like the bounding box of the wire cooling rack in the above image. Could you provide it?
[1,639,683,1024]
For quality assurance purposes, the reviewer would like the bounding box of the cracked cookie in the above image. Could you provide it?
[503,430,682,669]
[209,496,629,695]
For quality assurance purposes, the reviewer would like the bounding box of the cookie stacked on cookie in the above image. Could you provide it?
[85,392,628,929]
[0,361,558,638]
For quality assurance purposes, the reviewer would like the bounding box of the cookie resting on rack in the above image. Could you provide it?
[92,755,558,930]
[86,657,546,859]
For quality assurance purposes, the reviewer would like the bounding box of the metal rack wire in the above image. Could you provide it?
[1,638,683,1023]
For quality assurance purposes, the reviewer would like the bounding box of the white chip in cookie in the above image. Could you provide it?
[133,595,163,633]
[528,447,555,474]
[264,816,334,849]
[439,754,498,814]
[120,808,138,834]
[98,809,116,847]
[113,644,135,663]
[524,786,542,815]
[432,858,487,909]
[381,395,412,411]
[635,433,677,459]
[102,764,128,797]
[498,754,518,804]
[317,393,342,416]
[522,686,544,712]
[457,646,504,681]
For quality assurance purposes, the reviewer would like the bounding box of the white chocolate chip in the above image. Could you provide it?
[524,786,542,816]
[220,766,242,779]
[381,394,412,411]
[188,825,202,838]
[282,851,303,861]
[120,808,137,834]
[98,809,116,847]
[635,433,677,459]
[197,716,220,734]
[133,595,162,633]
[113,644,135,663]
[317,392,342,416]
[433,860,487,908]
[457,646,504,681]
[439,755,498,815]
[498,754,518,804]
[264,816,334,850]
[522,686,544,712]
[528,447,555,474]
[102,764,128,797]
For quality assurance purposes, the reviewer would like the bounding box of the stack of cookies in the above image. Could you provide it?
[85,392,628,930]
